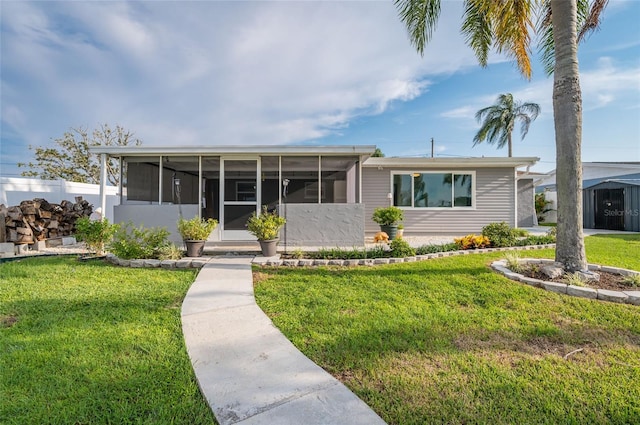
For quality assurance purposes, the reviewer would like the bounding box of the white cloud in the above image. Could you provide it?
[438,55,640,125]
[1,0,480,152]
[580,57,640,110]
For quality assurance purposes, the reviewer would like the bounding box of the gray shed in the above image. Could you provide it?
[583,179,640,231]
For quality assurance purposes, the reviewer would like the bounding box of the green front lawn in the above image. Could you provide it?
[254,234,640,424]
[0,256,216,424]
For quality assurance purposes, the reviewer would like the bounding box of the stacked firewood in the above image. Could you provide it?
[0,197,93,244]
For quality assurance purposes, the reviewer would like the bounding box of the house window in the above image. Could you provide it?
[392,171,474,208]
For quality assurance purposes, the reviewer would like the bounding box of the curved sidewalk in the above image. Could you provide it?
[181,256,386,425]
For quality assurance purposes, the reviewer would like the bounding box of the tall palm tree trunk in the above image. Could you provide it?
[508,133,513,157]
[551,0,587,271]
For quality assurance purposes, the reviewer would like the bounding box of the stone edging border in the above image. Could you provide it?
[251,244,558,267]
[104,253,209,269]
[491,258,640,306]
[103,244,558,269]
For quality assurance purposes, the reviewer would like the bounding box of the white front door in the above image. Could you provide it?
[220,158,260,240]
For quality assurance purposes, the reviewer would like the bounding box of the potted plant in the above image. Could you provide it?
[372,206,404,240]
[246,206,286,257]
[177,216,218,257]
[396,223,405,239]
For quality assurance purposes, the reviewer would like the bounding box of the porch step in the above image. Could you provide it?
[204,241,261,254]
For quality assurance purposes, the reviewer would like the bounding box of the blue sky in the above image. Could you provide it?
[1,0,639,178]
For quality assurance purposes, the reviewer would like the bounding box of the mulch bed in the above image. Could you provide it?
[521,266,637,292]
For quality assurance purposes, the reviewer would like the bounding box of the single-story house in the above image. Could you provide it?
[91,145,538,246]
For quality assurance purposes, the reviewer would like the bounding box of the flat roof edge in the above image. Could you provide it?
[90,145,377,155]
[363,156,540,167]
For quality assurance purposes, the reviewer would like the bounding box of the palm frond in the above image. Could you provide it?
[536,1,555,76]
[536,0,608,76]
[518,114,533,139]
[394,0,441,56]
[461,0,493,67]
[491,0,535,79]
[578,0,609,42]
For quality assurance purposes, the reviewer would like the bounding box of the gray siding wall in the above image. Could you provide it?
[583,183,640,231]
[277,203,365,247]
[517,178,536,227]
[362,167,516,235]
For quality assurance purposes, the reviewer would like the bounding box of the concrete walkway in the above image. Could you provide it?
[181,256,386,425]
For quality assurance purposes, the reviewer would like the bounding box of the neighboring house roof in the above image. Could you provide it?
[91,145,377,156]
[538,172,640,192]
[584,178,640,189]
[363,156,539,168]
[535,162,640,188]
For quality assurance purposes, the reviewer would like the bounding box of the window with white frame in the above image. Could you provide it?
[392,172,474,208]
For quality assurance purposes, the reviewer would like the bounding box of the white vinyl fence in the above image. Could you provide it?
[0,177,119,221]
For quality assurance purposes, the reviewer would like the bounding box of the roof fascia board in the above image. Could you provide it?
[363,157,539,168]
[90,145,376,156]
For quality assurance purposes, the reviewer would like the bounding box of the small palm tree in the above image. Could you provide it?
[473,93,540,157]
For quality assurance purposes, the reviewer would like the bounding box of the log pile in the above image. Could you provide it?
[0,197,93,244]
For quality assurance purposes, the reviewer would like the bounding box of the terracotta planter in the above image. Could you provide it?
[259,239,278,257]
[185,240,205,257]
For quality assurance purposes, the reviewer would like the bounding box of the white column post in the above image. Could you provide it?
[158,155,163,205]
[198,156,203,219]
[99,153,107,219]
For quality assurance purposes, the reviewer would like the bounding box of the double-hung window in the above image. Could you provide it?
[392,171,474,208]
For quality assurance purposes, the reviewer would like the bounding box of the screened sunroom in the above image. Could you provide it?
[92,145,374,245]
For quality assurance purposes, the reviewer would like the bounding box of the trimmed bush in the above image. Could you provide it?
[481,222,518,247]
[390,238,416,257]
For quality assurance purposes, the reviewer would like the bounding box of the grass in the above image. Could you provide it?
[254,234,640,424]
[0,256,216,425]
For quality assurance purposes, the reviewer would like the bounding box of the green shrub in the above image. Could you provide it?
[247,206,286,241]
[371,206,404,226]
[74,217,117,255]
[157,244,183,260]
[312,247,366,260]
[482,222,519,247]
[108,222,172,259]
[363,245,385,258]
[535,192,554,222]
[177,216,217,241]
[390,238,416,258]
[290,248,305,259]
[564,272,588,287]
[513,228,529,237]
[622,274,640,287]
[516,234,556,246]
[415,243,458,255]
[504,252,523,273]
